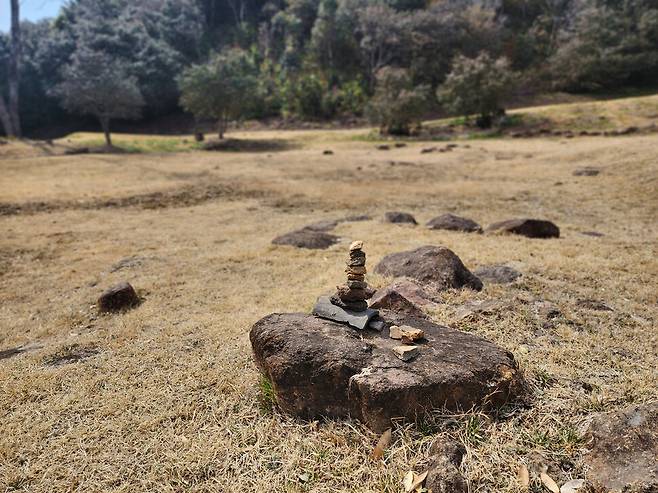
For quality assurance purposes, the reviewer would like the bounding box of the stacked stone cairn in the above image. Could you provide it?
[330,240,374,312]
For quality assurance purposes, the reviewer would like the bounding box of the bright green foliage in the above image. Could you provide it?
[178,48,259,138]
[367,67,429,135]
[437,53,515,128]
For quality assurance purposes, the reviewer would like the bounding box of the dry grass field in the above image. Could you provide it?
[1,96,657,492]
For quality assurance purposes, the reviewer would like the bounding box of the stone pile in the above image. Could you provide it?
[389,325,425,361]
[330,240,374,312]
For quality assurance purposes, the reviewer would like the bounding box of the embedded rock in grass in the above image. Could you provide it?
[425,439,467,493]
[272,228,339,249]
[384,211,418,225]
[583,402,658,493]
[426,213,482,233]
[485,218,560,238]
[473,264,522,284]
[303,219,339,232]
[250,312,523,431]
[98,282,140,313]
[573,166,600,176]
[374,246,483,291]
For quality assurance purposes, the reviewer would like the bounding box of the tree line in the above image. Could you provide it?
[1,0,657,142]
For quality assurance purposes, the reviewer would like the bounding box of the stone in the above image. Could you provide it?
[250,312,523,431]
[370,289,428,319]
[313,296,378,330]
[369,278,439,309]
[576,299,613,311]
[384,212,418,225]
[347,280,368,289]
[393,345,419,361]
[454,300,508,320]
[485,218,560,238]
[323,150,334,155]
[374,246,483,291]
[335,286,369,302]
[376,145,390,150]
[350,240,364,251]
[426,213,482,233]
[473,264,522,284]
[421,147,436,154]
[389,326,403,339]
[573,167,600,176]
[583,402,658,493]
[98,282,140,313]
[400,327,425,344]
[345,265,367,275]
[272,228,339,249]
[581,231,605,237]
[425,439,467,493]
[330,296,368,312]
[369,319,385,331]
[394,142,407,148]
[346,256,366,267]
[303,219,339,232]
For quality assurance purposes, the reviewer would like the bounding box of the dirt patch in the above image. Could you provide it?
[42,344,101,367]
[0,182,269,216]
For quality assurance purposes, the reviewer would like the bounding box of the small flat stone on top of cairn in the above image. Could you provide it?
[384,211,417,225]
[485,218,560,238]
[272,228,339,249]
[426,213,482,233]
[98,282,140,313]
[312,240,378,330]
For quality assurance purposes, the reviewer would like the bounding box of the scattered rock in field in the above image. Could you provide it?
[393,345,419,361]
[313,296,378,330]
[0,343,42,361]
[384,211,417,225]
[473,264,521,284]
[110,255,147,272]
[426,439,467,493]
[485,218,560,238]
[329,240,375,312]
[532,300,561,320]
[581,231,604,237]
[374,246,483,292]
[303,219,339,232]
[583,402,658,493]
[250,312,523,431]
[573,167,600,176]
[369,278,438,318]
[394,143,407,148]
[619,126,639,135]
[576,299,613,311]
[343,214,371,222]
[272,228,339,249]
[43,344,100,367]
[323,150,334,155]
[98,282,140,313]
[454,299,508,320]
[194,132,204,142]
[427,213,482,233]
[376,144,390,150]
[421,147,436,154]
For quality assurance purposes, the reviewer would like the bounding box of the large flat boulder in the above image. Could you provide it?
[583,402,657,493]
[250,312,523,431]
[485,218,560,238]
[426,213,482,233]
[374,246,483,291]
[272,228,339,249]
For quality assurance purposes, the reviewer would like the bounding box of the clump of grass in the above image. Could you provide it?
[258,375,277,413]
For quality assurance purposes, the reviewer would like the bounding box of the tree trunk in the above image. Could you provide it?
[217,116,226,139]
[100,117,112,147]
[8,0,21,137]
[0,97,14,137]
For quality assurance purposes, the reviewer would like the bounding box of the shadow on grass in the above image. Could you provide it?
[201,137,298,153]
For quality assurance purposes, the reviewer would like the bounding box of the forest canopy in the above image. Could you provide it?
[1,0,657,136]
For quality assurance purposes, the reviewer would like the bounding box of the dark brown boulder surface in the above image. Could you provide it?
[272,229,339,249]
[98,282,140,313]
[426,213,482,233]
[583,402,658,493]
[473,264,522,284]
[485,219,560,238]
[369,278,440,318]
[250,312,523,431]
[374,246,483,291]
[384,212,418,225]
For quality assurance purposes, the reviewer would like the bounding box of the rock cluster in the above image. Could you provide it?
[330,240,374,312]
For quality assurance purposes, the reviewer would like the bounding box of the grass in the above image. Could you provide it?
[0,93,657,492]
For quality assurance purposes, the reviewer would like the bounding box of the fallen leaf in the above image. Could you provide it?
[518,464,530,488]
[298,472,310,483]
[371,428,392,460]
[541,472,560,493]
[561,479,585,493]
[402,471,414,492]
[409,470,428,492]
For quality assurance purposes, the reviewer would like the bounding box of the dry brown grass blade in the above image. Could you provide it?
[541,472,560,493]
[371,428,392,460]
[518,464,530,488]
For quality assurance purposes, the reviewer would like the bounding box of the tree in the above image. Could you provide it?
[178,48,259,139]
[0,0,21,137]
[437,53,515,128]
[366,66,428,135]
[53,48,144,147]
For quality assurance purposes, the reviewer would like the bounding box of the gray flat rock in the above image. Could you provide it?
[312,296,378,330]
